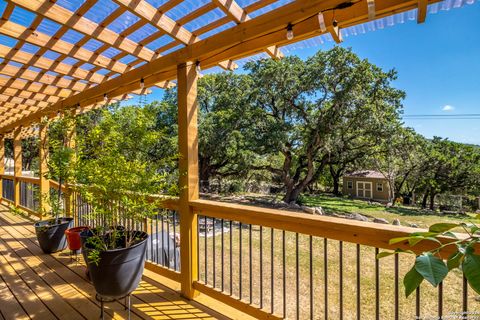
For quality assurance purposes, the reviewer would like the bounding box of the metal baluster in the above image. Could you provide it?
[156,214,159,264]
[221,219,224,292]
[324,238,328,320]
[357,244,360,320]
[463,275,468,320]
[167,212,171,269]
[340,241,344,320]
[239,222,242,300]
[161,215,165,267]
[309,235,313,320]
[283,230,286,318]
[438,282,443,319]
[395,254,399,320]
[260,225,263,309]
[205,215,208,284]
[416,287,421,320]
[213,217,216,288]
[375,248,379,320]
[271,228,274,314]
[296,233,299,320]
[173,211,177,271]
[249,224,252,304]
[230,220,233,295]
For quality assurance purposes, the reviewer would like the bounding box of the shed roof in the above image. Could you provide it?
[344,170,386,179]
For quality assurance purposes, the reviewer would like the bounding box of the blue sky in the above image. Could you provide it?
[142,2,480,145]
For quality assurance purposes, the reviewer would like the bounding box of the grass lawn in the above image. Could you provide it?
[195,193,479,319]
[301,194,474,230]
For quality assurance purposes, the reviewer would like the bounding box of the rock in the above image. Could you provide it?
[386,202,393,208]
[314,207,324,215]
[410,223,418,228]
[392,218,401,226]
[350,213,369,222]
[289,202,301,209]
[301,206,316,214]
[373,218,389,224]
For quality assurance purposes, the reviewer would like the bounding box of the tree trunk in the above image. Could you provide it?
[283,185,303,204]
[329,164,342,196]
[421,191,429,209]
[429,192,436,211]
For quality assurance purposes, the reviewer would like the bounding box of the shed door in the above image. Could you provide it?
[357,181,372,199]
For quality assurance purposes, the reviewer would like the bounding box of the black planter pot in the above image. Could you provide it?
[34,217,74,254]
[82,231,149,300]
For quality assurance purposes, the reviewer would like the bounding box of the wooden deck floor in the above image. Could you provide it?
[0,205,226,320]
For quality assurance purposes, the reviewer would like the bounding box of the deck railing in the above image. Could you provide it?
[0,176,475,319]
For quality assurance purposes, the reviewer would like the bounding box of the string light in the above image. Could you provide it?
[333,19,338,27]
[317,12,327,32]
[103,93,108,103]
[140,78,145,89]
[286,24,294,40]
[195,61,204,78]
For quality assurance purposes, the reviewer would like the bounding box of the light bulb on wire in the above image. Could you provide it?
[286,24,294,40]
[140,78,145,89]
[196,61,203,78]
[103,93,108,103]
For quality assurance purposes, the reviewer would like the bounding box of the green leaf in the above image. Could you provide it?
[389,237,411,245]
[463,253,480,295]
[429,223,459,233]
[447,251,464,271]
[404,265,424,297]
[443,231,458,239]
[377,251,395,259]
[408,236,427,246]
[414,253,448,287]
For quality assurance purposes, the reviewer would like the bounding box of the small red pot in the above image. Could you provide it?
[65,226,89,251]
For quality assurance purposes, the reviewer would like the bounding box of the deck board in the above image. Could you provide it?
[0,205,225,320]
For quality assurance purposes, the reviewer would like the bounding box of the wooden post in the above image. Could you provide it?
[0,135,4,201]
[64,116,76,218]
[39,123,49,218]
[177,62,199,299]
[13,127,22,207]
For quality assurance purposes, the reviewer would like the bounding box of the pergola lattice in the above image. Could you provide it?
[0,0,458,139]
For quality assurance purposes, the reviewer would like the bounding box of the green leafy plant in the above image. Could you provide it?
[379,220,480,297]
[42,114,77,221]
[75,105,178,264]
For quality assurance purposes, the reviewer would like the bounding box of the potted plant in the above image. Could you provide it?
[75,106,177,303]
[34,115,76,254]
[379,219,480,298]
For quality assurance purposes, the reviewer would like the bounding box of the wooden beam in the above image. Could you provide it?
[10,0,156,61]
[112,0,239,69]
[0,0,440,133]
[177,62,199,300]
[13,127,21,207]
[38,122,49,217]
[0,20,129,74]
[0,134,4,200]
[212,0,283,59]
[367,0,376,20]
[327,25,343,43]
[418,0,428,23]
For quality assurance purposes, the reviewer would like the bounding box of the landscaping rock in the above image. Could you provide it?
[386,202,393,208]
[373,218,389,224]
[289,202,301,209]
[301,206,316,214]
[350,213,369,222]
[410,223,418,228]
[314,207,324,215]
[392,218,401,226]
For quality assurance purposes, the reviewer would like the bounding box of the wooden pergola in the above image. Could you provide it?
[0,0,472,318]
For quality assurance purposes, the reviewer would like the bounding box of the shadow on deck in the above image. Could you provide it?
[0,205,226,320]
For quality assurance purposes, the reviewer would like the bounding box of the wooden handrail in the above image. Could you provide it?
[189,199,467,257]
[1,174,14,180]
[16,176,40,184]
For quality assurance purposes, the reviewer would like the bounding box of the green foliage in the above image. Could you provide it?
[75,104,178,263]
[43,114,77,219]
[380,220,480,297]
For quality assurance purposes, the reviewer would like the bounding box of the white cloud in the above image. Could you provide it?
[442,105,455,112]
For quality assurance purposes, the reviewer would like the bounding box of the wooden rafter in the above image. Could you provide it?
[0,0,454,132]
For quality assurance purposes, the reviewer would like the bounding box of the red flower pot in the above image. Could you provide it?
[65,226,89,251]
